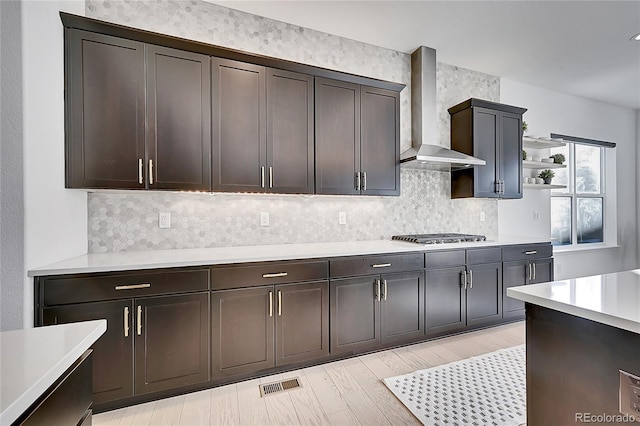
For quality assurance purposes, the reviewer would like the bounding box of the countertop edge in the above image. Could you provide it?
[0,320,107,425]
[507,287,640,334]
[29,237,552,277]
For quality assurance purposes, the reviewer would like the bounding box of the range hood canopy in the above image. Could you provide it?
[400,46,486,171]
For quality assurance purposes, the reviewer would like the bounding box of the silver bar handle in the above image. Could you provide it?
[115,283,151,291]
[468,270,473,289]
[501,181,505,194]
[375,279,381,302]
[262,272,288,278]
[383,279,387,301]
[356,172,361,191]
[495,181,500,193]
[532,262,536,281]
[261,166,265,188]
[278,290,282,316]
[269,166,273,188]
[461,271,467,290]
[138,159,143,184]
[136,305,142,336]
[525,250,538,255]
[149,159,154,185]
[363,171,367,191]
[124,306,130,337]
[269,291,273,317]
[528,264,532,281]
[372,263,392,268]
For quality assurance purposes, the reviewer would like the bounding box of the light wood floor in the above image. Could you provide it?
[94,321,525,426]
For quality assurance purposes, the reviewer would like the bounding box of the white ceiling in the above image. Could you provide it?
[211,0,640,110]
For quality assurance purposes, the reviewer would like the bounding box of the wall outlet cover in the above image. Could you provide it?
[338,212,347,225]
[260,212,270,227]
[159,212,171,229]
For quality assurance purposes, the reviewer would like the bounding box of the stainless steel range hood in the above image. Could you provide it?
[400,46,486,171]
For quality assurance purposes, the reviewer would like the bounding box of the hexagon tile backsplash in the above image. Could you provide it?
[85,0,500,253]
[88,170,498,253]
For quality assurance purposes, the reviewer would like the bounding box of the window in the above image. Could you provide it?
[550,143,605,246]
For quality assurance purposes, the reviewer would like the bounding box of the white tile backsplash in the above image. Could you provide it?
[85,0,500,252]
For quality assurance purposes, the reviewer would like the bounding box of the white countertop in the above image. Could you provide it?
[28,236,551,276]
[507,270,640,334]
[0,320,106,425]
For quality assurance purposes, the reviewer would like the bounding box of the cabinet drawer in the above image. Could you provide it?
[425,250,466,269]
[210,260,328,290]
[330,253,423,278]
[502,244,553,262]
[42,269,209,306]
[466,247,502,265]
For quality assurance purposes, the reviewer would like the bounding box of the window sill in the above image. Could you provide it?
[553,243,620,254]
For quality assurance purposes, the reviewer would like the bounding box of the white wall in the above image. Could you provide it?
[499,79,638,279]
[21,0,87,328]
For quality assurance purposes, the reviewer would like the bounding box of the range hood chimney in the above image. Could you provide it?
[400,46,486,171]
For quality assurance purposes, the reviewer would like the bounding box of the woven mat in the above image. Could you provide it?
[383,345,526,426]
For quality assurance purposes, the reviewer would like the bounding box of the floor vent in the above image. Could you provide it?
[259,377,301,397]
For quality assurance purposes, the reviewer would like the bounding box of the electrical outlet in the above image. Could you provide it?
[533,211,540,221]
[338,212,347,225]
[159,212,171,229]
[260,212,270,227]
[479,211,486,222]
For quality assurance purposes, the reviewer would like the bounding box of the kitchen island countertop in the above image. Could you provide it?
[0,320,106,425]
[29,235,551,276]
[507,269,640,334]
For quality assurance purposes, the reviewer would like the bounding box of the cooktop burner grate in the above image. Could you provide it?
[392,233,487,244]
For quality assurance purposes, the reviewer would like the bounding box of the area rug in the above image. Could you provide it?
[383,345,526,426]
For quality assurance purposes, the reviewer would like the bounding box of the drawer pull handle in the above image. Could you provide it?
[461,271,467,290]
[149,159,154,185]
[532,262,536,281]
[278,290,282,316]
[269,291,273,317]
[138,159,144,185]
[382,279,388,301]
[137,305,142,336]
[124,306,129,337]
[468,270,473,289]
[115,283,151,291]
[262,272,288,278]
[525,250,537,255]
[372,263,392,268]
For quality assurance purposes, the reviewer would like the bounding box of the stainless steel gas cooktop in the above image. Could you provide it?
[392,233,487,244]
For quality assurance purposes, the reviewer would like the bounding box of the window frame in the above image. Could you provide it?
[550,142,606,247]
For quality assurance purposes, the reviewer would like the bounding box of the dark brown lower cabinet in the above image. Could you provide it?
[426,262,502,336]
[211,281,329,379]
[43,300,134,405]
[43,293,210,406]
[503,257,553,319]
[330,271,424,355]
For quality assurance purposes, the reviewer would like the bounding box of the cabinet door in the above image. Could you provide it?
[499,111,523,199]
[146,45,211,191]
[360,86,400,196]
[211,58,266,192]
[266,69,314,194]
[530,258,554,284]
[42,300,134,405]
[134,293,210,395]
[66,29,145,189]
[466,262,502,327]
[472,107,499,198]
[211,286,274,378]
[275,281,329,366]
[380,271,425,344]
[502,260,528,319]
[315,78,361,195]
[425,267,466,336]
[330,276,379,354]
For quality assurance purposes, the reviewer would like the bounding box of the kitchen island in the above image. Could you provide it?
[507,270,640,424]
[0,320,106,425]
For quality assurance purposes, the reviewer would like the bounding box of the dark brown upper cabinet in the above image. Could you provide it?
[448,98,527,199]
[65,29,211,191]
[146,45,211,191]
[66,30,146,189]
[211,59,314,194]
[315,78,400,196]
